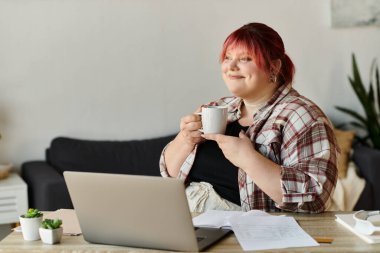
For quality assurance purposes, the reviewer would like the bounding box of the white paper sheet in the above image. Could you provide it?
[192,210,244,228]
[229,215,319,251]
[192,209,270,228]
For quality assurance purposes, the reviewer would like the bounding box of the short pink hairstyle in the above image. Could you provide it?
[220,23,295,85]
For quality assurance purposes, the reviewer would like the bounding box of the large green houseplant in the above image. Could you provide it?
[335,53,380,210]
[335,54,380,149]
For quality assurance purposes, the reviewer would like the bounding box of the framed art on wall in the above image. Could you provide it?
[331,0,380,28]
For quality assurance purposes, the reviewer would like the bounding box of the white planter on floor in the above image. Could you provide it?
[19,216,43,241]
[39,227,63,244]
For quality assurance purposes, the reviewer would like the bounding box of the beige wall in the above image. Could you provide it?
[0,0,379,168]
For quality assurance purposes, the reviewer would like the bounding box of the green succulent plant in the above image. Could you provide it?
[335,54,380,150]
[22,208,43,218]
[41,219,62,230]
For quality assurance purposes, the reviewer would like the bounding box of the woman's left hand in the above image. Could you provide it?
[202,131,256,169]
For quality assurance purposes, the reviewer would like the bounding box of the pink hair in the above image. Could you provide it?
[220,23,295,85]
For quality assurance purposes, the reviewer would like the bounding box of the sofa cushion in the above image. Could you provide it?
[47,135,175,176]
[334,129,355,178]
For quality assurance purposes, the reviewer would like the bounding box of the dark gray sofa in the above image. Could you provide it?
[21,136,377,211]
[21,135,175,211]
[352,144,380,210]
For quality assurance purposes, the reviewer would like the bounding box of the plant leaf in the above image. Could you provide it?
[368,84,375,106]
[349,76,367,107]
[350,54,368,107]
[335,106,367,125]
[334,122,349,129]
[376,61,380,115]
[349,121,366,129]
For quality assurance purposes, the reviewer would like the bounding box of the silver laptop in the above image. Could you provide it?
[63,171,231,251]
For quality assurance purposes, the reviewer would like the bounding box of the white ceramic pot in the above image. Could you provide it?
[39,227,63,244]
[19,216,43,241]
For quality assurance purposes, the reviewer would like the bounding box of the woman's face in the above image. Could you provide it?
[221,47,271,101]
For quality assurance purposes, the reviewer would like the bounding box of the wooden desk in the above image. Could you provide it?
[0,212,379,252]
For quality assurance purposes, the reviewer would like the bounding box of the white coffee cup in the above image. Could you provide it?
[196,106,228,134]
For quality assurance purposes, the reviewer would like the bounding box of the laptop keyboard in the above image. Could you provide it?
[195,228,206,242]
[197,237,206,242]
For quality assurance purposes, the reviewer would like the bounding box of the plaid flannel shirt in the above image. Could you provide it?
[160,83,338,213]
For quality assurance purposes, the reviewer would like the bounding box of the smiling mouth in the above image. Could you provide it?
[228,75,244,80]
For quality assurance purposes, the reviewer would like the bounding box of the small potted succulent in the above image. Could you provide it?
[39,219,63,244]
[19,208,43,241]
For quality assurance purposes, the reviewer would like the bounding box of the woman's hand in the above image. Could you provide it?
[179,108,204,147]
[163,108,204,178]
[203,130,284,204]
[202,131,256,169]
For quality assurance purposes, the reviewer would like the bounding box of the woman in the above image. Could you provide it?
[159,23,338,213]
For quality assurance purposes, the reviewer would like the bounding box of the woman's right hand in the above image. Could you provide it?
[178,109,203,147]
[163,108,203,177]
